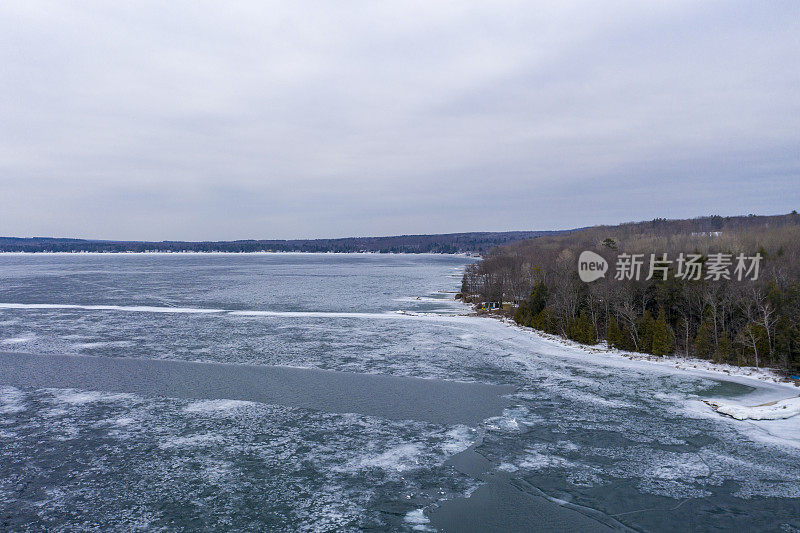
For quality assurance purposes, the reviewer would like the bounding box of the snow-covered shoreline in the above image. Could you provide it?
[478,313,800,422]
[486,313,796,387]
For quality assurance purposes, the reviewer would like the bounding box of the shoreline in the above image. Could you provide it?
[469,309,800,423]
[473,309,799,390]
[0,251,479,257]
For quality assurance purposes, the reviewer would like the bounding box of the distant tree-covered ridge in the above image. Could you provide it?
[461,212,800,373]
[0,231,565,254]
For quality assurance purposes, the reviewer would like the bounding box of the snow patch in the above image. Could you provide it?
[497,462,519,472]
[73,340,134,349]
[184,399,254,414]
[0,302,224,314]
[0,386,25,415]
[48,389,137,406]
[359,443,424,472]
[160,433,224,449]
[440,426,476,455]
[404,508,434,531]
[706,396,800,420]
[518,448,575,470]
[0,335,35,344]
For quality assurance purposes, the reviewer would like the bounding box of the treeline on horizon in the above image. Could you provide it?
[461,212,800,373]
[0,231,562,255]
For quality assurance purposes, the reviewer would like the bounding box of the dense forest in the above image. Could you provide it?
[0,231,563,254]
[462,213,800,373]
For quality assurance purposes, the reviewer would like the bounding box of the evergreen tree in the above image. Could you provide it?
[514,306,531,326]
[530,309,551,332]
[569,310,597,345]
[650,308,675,356]
[514,281,548,327]
[606,315,625,349]
[619,323,634,351]
[528,281,548,316]
[694,309,717,359]
[637,310,656,353]
[713,332,734,364]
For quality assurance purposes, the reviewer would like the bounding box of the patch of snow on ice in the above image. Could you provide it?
[518,444,576,470]
[485,415,521,433]
[359,443,424,472]
[73,340,134,349]
[0,302,224,314]
[0,386,25,415]
[497,462,519,472]
[404,509,434,531]
[160,433,224,449]
[184,399,254,414]
[706,396,800,420]
[0,335,34,344]
[440,426,476,455]
[48,389,137,406]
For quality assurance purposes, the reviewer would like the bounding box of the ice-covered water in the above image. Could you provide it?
[0,253,798,531]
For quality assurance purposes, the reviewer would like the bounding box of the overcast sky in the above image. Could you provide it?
[1,1,798,240]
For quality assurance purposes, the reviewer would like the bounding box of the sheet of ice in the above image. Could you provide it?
[3,253,800,531]
[0,387,479,531]
[230,309,440,320]
[0,301,469,321]
[0,302,224,314]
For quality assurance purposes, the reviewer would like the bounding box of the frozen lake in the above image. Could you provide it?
[0,253,798,531]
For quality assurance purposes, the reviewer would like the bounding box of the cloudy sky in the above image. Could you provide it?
[1,1,798,240]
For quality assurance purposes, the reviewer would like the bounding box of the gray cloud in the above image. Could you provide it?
[1,1,798,239]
